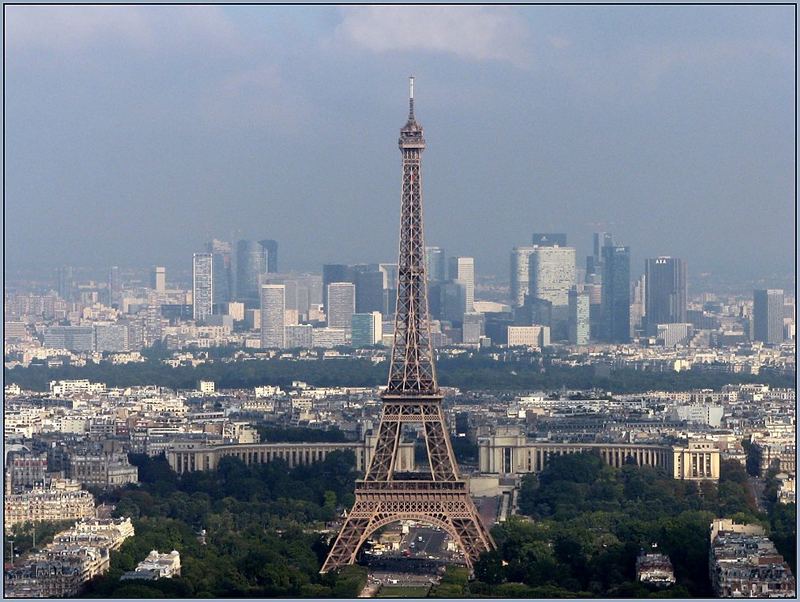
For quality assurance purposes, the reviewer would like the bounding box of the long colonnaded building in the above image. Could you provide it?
[166,436,415,475]
[478,426,720,480]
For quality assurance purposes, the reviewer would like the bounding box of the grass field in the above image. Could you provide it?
[377,584,431,598]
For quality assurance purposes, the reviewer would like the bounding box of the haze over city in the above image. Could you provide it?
[4,5,794,281]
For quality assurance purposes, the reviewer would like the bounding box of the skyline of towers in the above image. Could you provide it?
[645,256,688,335]
[192,253,213,322]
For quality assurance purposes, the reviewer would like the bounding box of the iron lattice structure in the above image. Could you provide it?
[321,78,495,574]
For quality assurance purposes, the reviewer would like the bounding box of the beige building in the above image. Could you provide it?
[166,436,415,475]
[478,426,719,481]
[4,484,95,534]
[507,325,550,348]
[4,518,134,598]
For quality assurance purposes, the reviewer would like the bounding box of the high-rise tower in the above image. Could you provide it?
[321,78,495,573]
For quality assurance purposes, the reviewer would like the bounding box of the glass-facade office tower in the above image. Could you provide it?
[259,239,279,274]
[510,247,536,308]
[107,266,120,306]
[586,232,614,278]
[355,269,384,314]
[753,289,785,344]
[425,246,446,283]
[327,282,356,330]
[236,240,268,305]
[207,239,233,306]
[448,256,475,312]
[260,284,286,348]
[57,266,76,302]
[568,287,590,345]
[644,257,687,335]
[528,247,576,307]
[352,312,382,347]
[192,253,213,322]
[601,245,630,343]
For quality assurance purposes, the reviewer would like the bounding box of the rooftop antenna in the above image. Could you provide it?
[408,75,415,120]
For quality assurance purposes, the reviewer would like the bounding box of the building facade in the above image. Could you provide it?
[510,246,536,308]
[645,257,688,334]
[192,252,213,322]
[478,428,720,481]
[753,289,785,344]
[259,284,286,349]
[601,245,631,342]
[327,282,356,331]
[448,256,475,313]
[351,312,382,347]
[568,287,590,345]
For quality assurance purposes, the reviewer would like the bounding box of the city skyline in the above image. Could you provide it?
[3,6,797,596]
[5,5,794,281]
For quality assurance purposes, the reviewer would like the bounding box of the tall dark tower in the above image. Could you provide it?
[321,78,495,573]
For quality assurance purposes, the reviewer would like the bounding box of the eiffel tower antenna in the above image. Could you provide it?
[321,78,495,574]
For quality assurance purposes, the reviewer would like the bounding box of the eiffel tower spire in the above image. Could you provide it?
[386,75,437,396]
[321,79,495,574]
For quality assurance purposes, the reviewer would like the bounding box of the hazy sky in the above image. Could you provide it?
[5,5,795,281]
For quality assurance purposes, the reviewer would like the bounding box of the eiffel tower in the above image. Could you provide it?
[321,78,495,574]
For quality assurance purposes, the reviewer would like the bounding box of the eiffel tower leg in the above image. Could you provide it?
[321,514,371,573]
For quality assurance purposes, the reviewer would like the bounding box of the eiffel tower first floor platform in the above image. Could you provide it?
[320,479,495,573]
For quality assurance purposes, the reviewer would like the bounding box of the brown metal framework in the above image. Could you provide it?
[321,78,495,574]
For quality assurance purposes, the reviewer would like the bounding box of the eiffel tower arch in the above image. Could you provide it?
[321,78,495,574]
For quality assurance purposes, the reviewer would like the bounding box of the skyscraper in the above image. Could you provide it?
[510,247,536,308]
[236,240,268,305]
[568,287,590,345]
[106,266,120,306]
[425,246,446,283]
[192,253,213,322]
[528,246,576,307]
[351,312,382,347]
[753,289,785,344]
[586,232,614,279]
[151,266,166,293]
[207,239,233,306]
[260,284,286,348]
[448,256,475,312]
[260,239,279,273]
[327,282,356,330]
[532,233,567,247]
[645,257,687,335]
[355,269,384,314]
[57,266,76,302]
[601,245,631,343]
[322,264,355,309]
